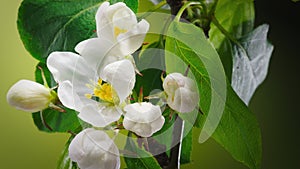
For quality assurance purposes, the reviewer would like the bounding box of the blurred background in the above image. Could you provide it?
[0,0,299,169]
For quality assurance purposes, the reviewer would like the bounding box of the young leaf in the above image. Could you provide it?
[231,24,273,104]
[165,21,262,169]
[17,0,139,62]
[124,134,162,169]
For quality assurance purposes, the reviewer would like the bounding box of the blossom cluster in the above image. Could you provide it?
[7,2,199,169]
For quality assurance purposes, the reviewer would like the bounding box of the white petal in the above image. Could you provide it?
[163,73,185,96]
[78,104,122,127]
[123,102,164,137]
[69,128,120,169]
[57,81,84,111]
[101,60,135,103]
[112,6,137,32]
[47,52,95,84]
[167,87,199,113]
[6,80,51,112]
[96,2,126,40]
[116,19,149,56]
[123,102,161,123]
[150,116,165,134]
[123,119,153,137]
[75,38,117,71]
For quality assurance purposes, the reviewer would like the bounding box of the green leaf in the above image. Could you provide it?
[32,108,82,133]
[33,62,82,133]
[17,0,139,62]
[231,24,274,104]
[56,136,79,169]
[165,21,262,169]
[209,0,255,49]
[124,134,162,169]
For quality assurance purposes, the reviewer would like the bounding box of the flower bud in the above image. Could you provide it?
[123,102,165,137]
[7,80,55,112]
[163,73,199,113]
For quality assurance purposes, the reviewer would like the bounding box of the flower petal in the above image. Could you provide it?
[96,2,126,40]
[75,38,117,71]
[78,104,123,127]
[57,81,85,111]
[116,19,149,56]
[167,87,199,113]
[101,59,135,103]
[163,73,185,96]
[123,119,153,137]
[123,102,164,137]
[112,5,137,32]
[47,52,95,84]
[124,102,161,123]
[69,128,120,169]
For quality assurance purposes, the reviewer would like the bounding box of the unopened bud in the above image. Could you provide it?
[7,80,57,112]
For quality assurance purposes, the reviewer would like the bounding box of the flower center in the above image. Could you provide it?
[114,26,127,37]
[85,79,118,104]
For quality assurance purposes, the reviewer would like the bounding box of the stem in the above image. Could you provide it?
[184,65,190,76]
[175,2,202,22]
[208,0,219,17]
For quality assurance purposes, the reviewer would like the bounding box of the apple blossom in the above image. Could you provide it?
[123,102,165,137]
[69,128,120,169]
[163,73,199,113]
[75,2,149,74]
[6,79,56,112]
[47,52,135,127]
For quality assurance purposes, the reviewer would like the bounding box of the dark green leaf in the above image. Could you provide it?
[17,0,139,62]
[165,21,262,169]
[124,133,162,169]
[56,136,79,169]
[32,108,81,133]
[231,24,273,104]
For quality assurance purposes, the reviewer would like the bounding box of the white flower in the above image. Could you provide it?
[69,128,120,169]
[47,52,135,127]
[123,102,165,137]
[75,2,149,73]
[163,73,199,113]
[6,80,55,112]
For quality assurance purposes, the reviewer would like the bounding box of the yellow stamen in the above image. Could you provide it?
[85,79,119,104]
[114,26,127,37]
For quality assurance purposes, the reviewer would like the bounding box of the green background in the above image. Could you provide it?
[0,0,299,169]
